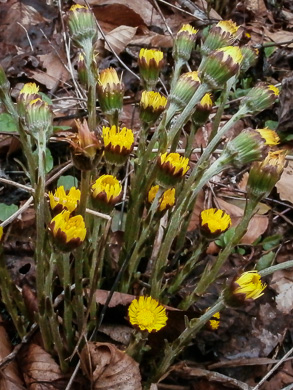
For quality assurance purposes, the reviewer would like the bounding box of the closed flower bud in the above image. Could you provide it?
[70,119,103,170]
[67,4,98,48]
[102,125,134,166]
[26,97,53,138]
[147,185,175,214]
[219,129,271,169]
[91,175,122,213]
[138,48,164,89]
[199,46,243,89]
[200,208,231,239]
[240,83,279,114]
[192,93,213,128]
[225,270,266,306]
[240,45,259,73]
[201,20,240,56]
[157,152,190,187]
[173,24,198,62]
[48,186,81,215]
[169,71,201,113]
[48,210,86,252]
[247,149,287,199]
[97,68,124,116]
[140,91,167,124]
[77,53,88,86]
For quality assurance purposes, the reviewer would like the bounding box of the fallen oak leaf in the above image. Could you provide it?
[80,342,142,390]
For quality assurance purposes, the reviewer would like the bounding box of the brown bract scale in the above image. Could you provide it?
[105,142,134,156]
[158,157,186,178]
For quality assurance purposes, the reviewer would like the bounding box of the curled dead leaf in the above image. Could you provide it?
[80,342,142,389]
[20,344,65,390]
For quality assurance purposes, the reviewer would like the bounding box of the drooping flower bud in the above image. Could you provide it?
[138,48,164,89]
[91,175,122,213]
[201,20,240,56]
[200,208,231,239]
[157,152,190,187]
[239,83,279,114]
[70,119,103,170]
[26,98,53,138]
[102,125,134,166]
[169,71,201,113]
[199,46,243,89]
[173,24,198,62]
[247,149,287,199]
[225,270,266,306]
[139,91,167,125]
[97,68,124,116]
[192,93,213,128]
[67,4,98,49]
[48,210,86,252]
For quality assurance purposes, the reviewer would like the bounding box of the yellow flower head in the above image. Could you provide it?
[233,270,266,301]
[217,20,239,35]
[128,296,167,333]
[139,48,164,65]
[200,208,231,238]
[160,153,190,176]
[91,175,122,204]
[208,311,220,330]
[140,91,167,111]
[268,84,279,96]
[200,93,213,108]
[99,68,120,88]
[148,185,175,212]
[0,226,3,242]
[178,24,198,35]
[102,125,134,153]
[256,128,280,146]
[20,82,39,96]
[49,210,86,251]
[49,186,81,214]
[69,4,87,11]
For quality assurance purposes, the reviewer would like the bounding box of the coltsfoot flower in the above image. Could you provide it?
[102,125,134,165]
[148,185,175,213]
[207,311,220,330]
[233,271,266,301]
[169,71,201,112]
[25,97,52,136]
[49,210,86,252]
[192,93,213,128]
[200,208,231,239]
[247,149,287,199]
[70,119,103,170]
[138,48,164,89]
[48,186,81,214]
[140,91,167,124]
[91,175,122,213]
[240,83,279,114]
[199,46,243,89]
[201,20,240,56]
[18,82,40,103]
[256,128,280,146]
[173,24,198,62]
[97,68,124,116]
[157,152,190,187]
[67,4,98,48]
[128,296,167,332]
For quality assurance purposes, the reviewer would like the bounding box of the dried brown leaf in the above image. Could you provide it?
[105,25,137,54]
[20,344,65,390]
[276,161,293,205]
[0,316,24,390]
[263,27,293,48]
[80,342,142,390]
[30,52,71,90]
[216,198,269,244]
[270,269,293,314]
